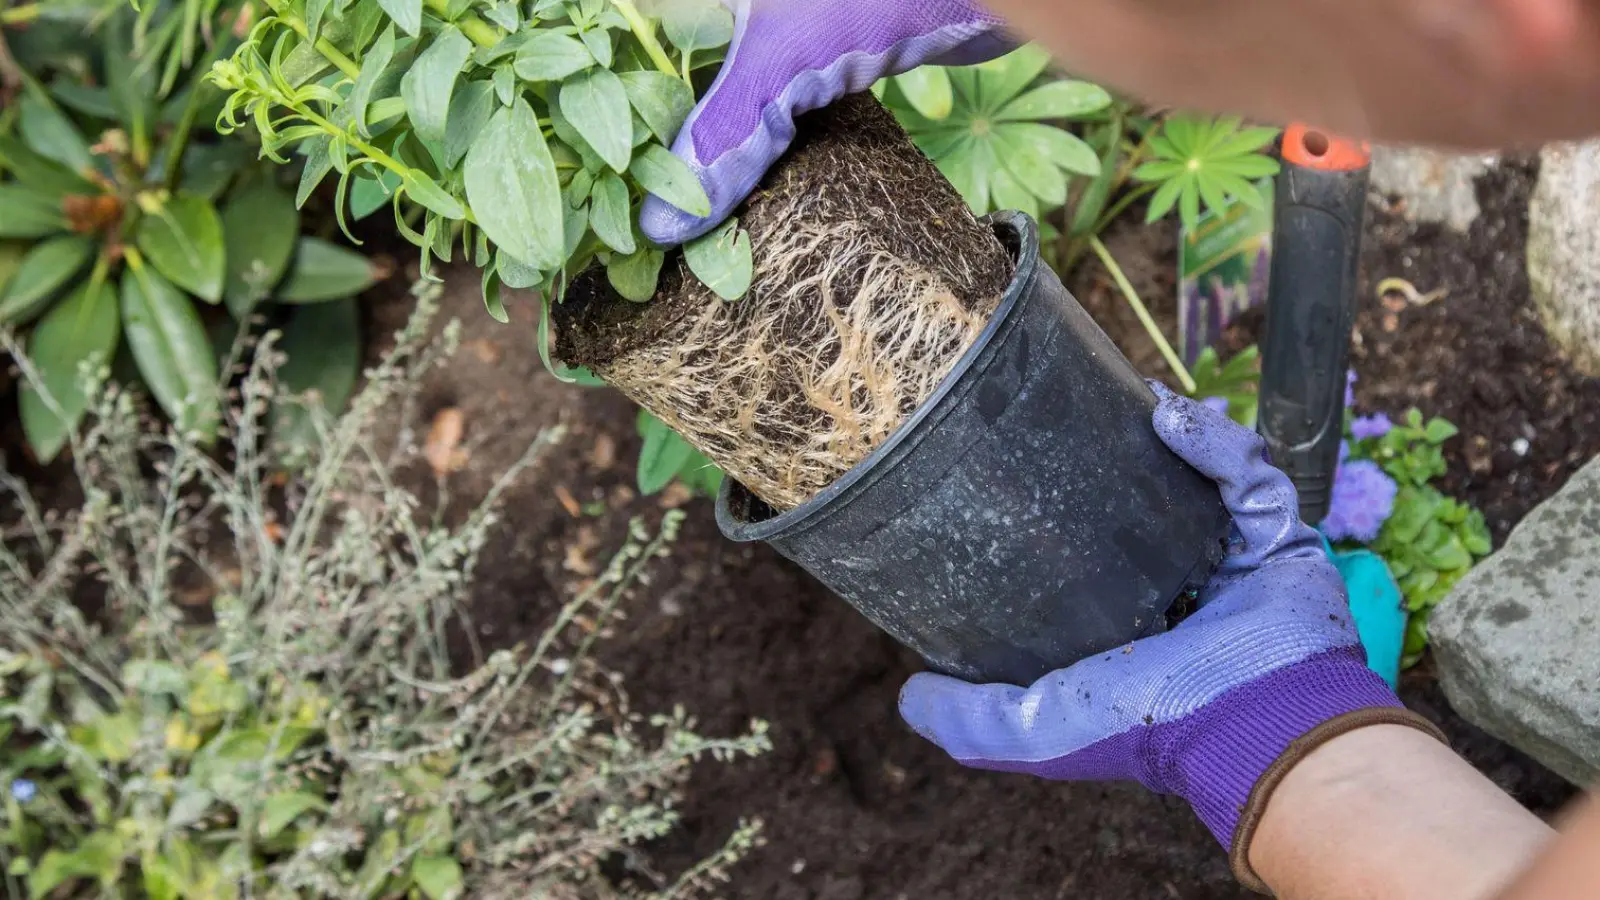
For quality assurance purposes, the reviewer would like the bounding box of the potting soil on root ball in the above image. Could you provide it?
[555,94,1014,511]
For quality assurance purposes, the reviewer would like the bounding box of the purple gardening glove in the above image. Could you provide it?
[639,0,1011,245]
[899,387,1444,890]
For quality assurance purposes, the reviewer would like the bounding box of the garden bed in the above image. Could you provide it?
[354,153,1587,898]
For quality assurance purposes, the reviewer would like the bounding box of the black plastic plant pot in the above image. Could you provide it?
[715,211,1231,687]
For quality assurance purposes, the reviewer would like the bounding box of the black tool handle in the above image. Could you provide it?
[1258,125,1371,525]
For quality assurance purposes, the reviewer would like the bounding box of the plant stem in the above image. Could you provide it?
[161,40,232,192]
[612,0,678,78]
[422,0,500,48]
[1089,234,1195,393]
[277,12,362,79]
[0,4,38,25]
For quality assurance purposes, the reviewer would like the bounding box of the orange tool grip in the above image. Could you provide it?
[1281,123,1371,172]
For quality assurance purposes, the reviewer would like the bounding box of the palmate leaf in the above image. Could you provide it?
[973,44,1051,113]
[1135,114,1283,232]
[894,66,953,121]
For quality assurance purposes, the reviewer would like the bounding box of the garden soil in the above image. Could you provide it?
[360,154,1584,900]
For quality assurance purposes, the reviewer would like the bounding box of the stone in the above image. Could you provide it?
[1527,140,1600,377]
[1368,146,1498,233]
[1431,456,1600,785]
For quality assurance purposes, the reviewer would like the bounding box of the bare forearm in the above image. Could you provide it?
[1251,725,1553,900]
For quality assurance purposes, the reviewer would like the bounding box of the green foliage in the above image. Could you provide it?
[0,290,768,898]
[1133,115,1281,234]
[1186,345,1260,429]
[1348,409,1492,665]
[210,0,758,319]
[637,408,722,498]
[0,10,378,462]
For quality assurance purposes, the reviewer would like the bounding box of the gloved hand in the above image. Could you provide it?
[640,0,1011,246]
[898,386,1445,891]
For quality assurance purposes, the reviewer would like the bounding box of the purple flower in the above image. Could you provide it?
[1321,459,1398,543]
[1345,370,1357,408]
[1350,413,1394,441]
[10,778,37,803]
[1200,396,1230,416]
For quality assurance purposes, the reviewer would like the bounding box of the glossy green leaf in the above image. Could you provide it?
[121,266,220,441]
[974,44,1052,112]
[135,192,225,303]
[259,792,329,839]
[280,237,381,303]
[684,217,752,301]
[443,80,496,168]
[20,280,120,463]
[997,122,1101,178]
[222,181,301,317]
[350,169,402,220]
[411,856,464,900]
[637,412,696,495]
[180,141,257,201]
[270,299,361,458]
[512,30,594,81]
[607,247,663,302]
[934,139,990,213]
[589,172,636,254]
[465,98,564,271]
[619,70,694,144]
[402,27,473,146]
[375,0,422,36]
[559,68,634,173]
[630,144,710,218]
[0,235,95,326]
[0,134,96,197]
[1424,418,1460,443]
[997,80,1112,122]
[894,66,954,120]
[661,1,734,52]
[0,185,67,238]
[19,90,93,175]
[991,125,1067,205]
[987,166,1038,219]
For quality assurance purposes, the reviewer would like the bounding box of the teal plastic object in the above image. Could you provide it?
[1323,537,1407,689]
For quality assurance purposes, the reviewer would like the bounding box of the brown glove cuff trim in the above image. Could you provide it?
[1227,708,1450,895]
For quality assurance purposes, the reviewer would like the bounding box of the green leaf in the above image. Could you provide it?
[121,266,220,440]
[512,30,595,81]
[465,98,565,271]
[630,144,710,218]
[974,44,1052,112]
[987,166,1039,218]
[0,235,95,326]
[402,172,468,220]
[637,412,695,495]
[28,832,123,899]
[619,70,694,144]
[401,27,474,146]
[580,26,614,67]
[20,279,119,463]
[1144,174,1187,224]
[0,185,67,238]
[991,125,1067,205]
[350,170,402,220]
[347,25,398,137]
[481,266,509,322]
[895,66,954,120]
[51,83,119,119]
[0,134,96,197]
[684,218,753,301]
[411,856,464,900]
[497,250,543,289]
[259,792,329,839]
[662,1,734,51]
[493,63,516,105]
[356,830,402,899]
[607,247,664,302]
[222,181,301,316]
[589,172,636,254]
[934,139,990,213]
[559,68,634,173]
[375,0,422,36]
[443,80,496,168]
[165,788,215,828]
[19,90,92,175]
[997,80,1112,122]
[270,300,361,458]
[135,192,225,303]
[998,121,1101,177]
[280,237,380,303]
[77,710,140,761]
[1424,418,1460,444]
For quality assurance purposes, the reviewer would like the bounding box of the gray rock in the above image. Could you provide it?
[1432,457,1600,785]
[1527,141,1600,377]
[1369,146,1498,233]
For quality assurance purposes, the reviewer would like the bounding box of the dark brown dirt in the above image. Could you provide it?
[554,93,1011,369]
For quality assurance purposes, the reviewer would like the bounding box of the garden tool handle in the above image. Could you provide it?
[1258,125,1372,525]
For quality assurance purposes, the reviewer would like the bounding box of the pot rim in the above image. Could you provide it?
[716,209,1039,543]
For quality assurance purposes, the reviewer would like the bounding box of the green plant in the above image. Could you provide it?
[1348,410,1493,663]
[1,9,380,463]
[209,0,759,346]
[0,285,768,898]
[1187,344,1260,429]
[636,408,720,498]
[1131,115,1280,234]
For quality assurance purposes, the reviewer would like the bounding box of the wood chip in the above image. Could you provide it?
[554,485,581,518]
[588,433,617,470]
[424,407,468,478]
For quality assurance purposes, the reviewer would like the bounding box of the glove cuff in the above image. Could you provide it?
[1168,648,1446,870]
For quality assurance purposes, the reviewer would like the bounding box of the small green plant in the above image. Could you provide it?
[637,408,720,498]
[1131,115,1280,234]
[1187,344,1260,429]
[0,286,768,898]
[210,0,758,342]
[1347,410,1493,663]
[1,9,379,463]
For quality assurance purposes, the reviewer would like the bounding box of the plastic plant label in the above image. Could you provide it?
[1177,177,1274,365]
